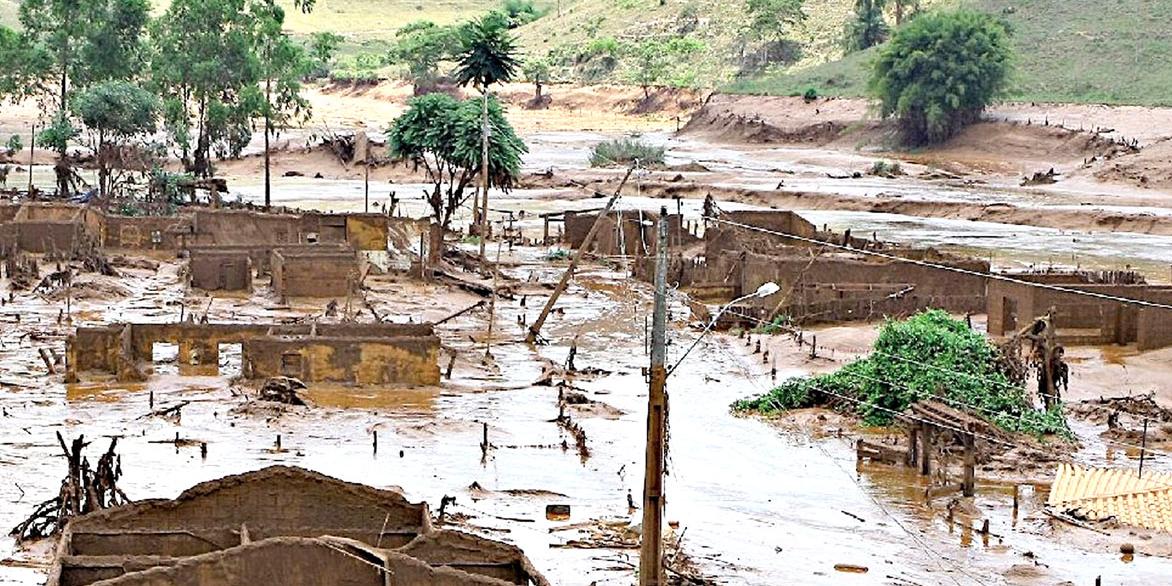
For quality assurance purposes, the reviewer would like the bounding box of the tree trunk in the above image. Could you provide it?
[264,78,272,209]
[478,88,489,266]
[56,44,70,199]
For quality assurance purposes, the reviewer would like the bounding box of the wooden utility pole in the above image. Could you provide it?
[27,123,35,195]
[525,169,632,344]
[640,207,669,586]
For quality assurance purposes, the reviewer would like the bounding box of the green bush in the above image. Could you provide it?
[499,0,547,27]
[733,310,1070,437]
[803,87,818,102]
[589,138,665,167]
[869,10,1012,145]
[5,135,21,155]
[869,160,903,177]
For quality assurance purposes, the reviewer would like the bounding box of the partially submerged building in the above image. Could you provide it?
[68,322,442,385]
[620,209,989,325]
[987,270,1172,350]
[50,466,548,586]
[271,246,362,298]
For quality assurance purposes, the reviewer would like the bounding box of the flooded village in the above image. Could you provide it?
[2,1,1172,585]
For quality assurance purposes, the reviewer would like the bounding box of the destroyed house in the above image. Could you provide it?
[560,209,701,256]
[68,322,442,385]
[627,209,989,324]
[50,466,549,586]
[271,246,362,298]
[987,271,1172,350]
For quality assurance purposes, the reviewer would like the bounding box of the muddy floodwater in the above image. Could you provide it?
[3,129,1172,585]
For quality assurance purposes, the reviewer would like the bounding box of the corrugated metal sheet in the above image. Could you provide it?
[1048,463,1172,531]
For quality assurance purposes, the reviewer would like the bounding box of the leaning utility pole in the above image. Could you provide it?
[640,207,669,586]
[525,169,632,344]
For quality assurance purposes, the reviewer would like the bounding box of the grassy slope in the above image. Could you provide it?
[727,0,1172,106]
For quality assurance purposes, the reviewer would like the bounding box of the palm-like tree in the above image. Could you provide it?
[454,14,519,265]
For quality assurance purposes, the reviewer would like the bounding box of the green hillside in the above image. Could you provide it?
[3,0,1168,106]
[728,0,1172,106]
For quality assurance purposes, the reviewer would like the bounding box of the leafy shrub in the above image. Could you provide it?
[870,10,1012,145]
[869,160,903,177]
[803,87,818,102]
[589,138,665,167]
[499,0,547,27]
[5,135,21,155]
[733,310,1070,437]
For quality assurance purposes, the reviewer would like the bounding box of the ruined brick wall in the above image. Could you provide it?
[188,250,252,291]
[67,469,431,557]
[71,538,507,586]
[188,210,305,247]
[103,215,191,251]
[345,214,390,251]
[988,278,1172,349]
[271,249,359,298]
[705,210,818,257]
[564,211,697,256]
[242,335,441,385]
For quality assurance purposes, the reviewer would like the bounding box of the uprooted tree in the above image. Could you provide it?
[733,310,1069,437]
[10,433,128,541]
[869,9,1012,145]
[386,93,526,230]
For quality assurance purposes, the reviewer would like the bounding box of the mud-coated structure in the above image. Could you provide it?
[271,247,363,298]
[67,322,442,385]
[987,271,1172,350]
[50,466,548,586]
[626,209,989,325]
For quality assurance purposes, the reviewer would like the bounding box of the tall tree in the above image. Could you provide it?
[870,10,1012,145]
[72,80,159,201]
[252,0,312,209]
[390,21,461,94]
[151,0,261,178]
[388,94,526,230]
[18,0,149,197]
[892,0,919,26]
[843,0,888,53]
[454,13,519,264]
[744,0,805,61]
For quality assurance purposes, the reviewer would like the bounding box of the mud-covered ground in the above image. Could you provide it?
[3,84,1172,585]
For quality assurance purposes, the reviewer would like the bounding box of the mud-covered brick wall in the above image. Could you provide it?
[66,471,431,558]
[68,326,123,372]
[271,249,358,298]
[399,530,536,585]
[242,335,441,385]
[564,211,696,256]
[103,215,191,251]
[188,209,305,247]
[73,538,507,586]
[16,221,84,254]
[705,210,818,257]
[1138,305,1172,350]
[740,253,988,302]
[188,250,252,291]
[345,214,389,251]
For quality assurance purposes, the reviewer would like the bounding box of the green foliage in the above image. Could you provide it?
[744,0,805,44]
[73,80,159,196]
[843,0,888,53]
[150,0,263,176]
[389,21,461,89]
[73,80,158,138]
[37,112,77,153]
[387,93,527,228]
[544,248,570,261]
[589,137,665,167]
[869,9,1012,145]
[73,0,151,87]
[733,310,1070,438]
[498,0,547,28]
[306,31,344,78]
[522,56,552,84]
[625,36,704,97]
[454,13,520,89]
[6,134,23,155]
[0,25,52,103]
[754,314,791,334]
[803,87,818,102]
[868,160,903,177]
